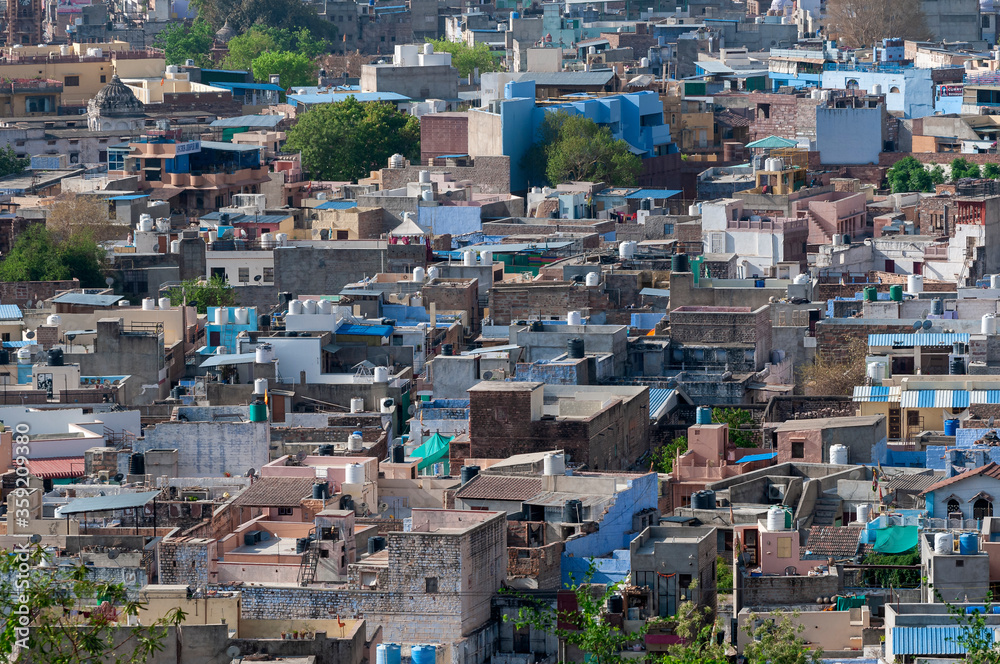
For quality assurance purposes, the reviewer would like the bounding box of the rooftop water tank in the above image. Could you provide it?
[302,299,317,315]
[411,645,436,664]
[463,250,476,267]
[348,433,364,453]
[563,499,582,523]
[829,444,849,465]
[427,266,440,281]
[419,170,431,183]
[423,42,434,54]
[376,643,401,664]
[46,314,61,326]
[158,297,170,310]
[585,272,600,286]
[141,298,155,311]
[373,366,389,383]
[460,465,480,485]
[389,154,405,169]
[793,273,810,285]
[289,300,304,315]
[275,233,288,247]
[696,406,712,425]
[544,452,566,476]
[215,307,229,325]
[413,266,426,282]
[857,504,871,523]
[766,506,787,531]
[351,397,364,413]
[234,307,249,325]
[984,314,997,336]
[907,274,923,293]
[991,274,1000,289]
[567,311,582,326]
[619,241,636,259]
[261,233,276,249]
[254,378,268,395]
[567,338,585,358]
[934,532,954,555]
[691,490,716,510]
[170,240,181,254]
[255,344,273,364]
[17,347,32,363]
[481,251,493,266]
[345,460,365,483]
[959,533,979,555]
[317,299,333,315]
[47,348,64,366]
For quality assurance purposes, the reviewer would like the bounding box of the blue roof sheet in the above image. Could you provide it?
[199,352,257,368]
[2,340,31,347]
[625,189,683,199]
[57,490,162,515]
[852,385,901,403]
[316,200,358,210]
[899,389,970,409]
[648,388,675,419]
[869,333,970,347]
[213,82,284,92]
[107,194,149,201]
[50,293,122,307]
[738,451,778,463]
[0,304,23,320]
[891,626,992,655]
[336,323,394,337]
[209,115,284,129]
[288,91,411,105]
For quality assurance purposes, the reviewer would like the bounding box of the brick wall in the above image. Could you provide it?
[814,321,913,361]
[739,567,841,608]
[376,156,512,195]
[487,282,612,325]
[748,92,821,142]
[507,541,564,589]
[421,114,469,162]
[158,539,212,586]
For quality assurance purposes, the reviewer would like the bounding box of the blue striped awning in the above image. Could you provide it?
[868,333,969,347]
[891,626,992,655]
[899,389,969,409]
[971,390,1000,405]
[648,388,676,420]
[853,385,901,402]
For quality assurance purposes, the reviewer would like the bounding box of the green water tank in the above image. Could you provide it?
[864,287,877,302]
[889,285,903,302]
[248,402,267,422]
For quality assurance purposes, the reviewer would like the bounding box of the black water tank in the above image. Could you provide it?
[607,595,624,614]
[442,344,453,356]
[339,494,355,511]
[0,349,9,365]
[567,338,585,359]
[368,536,386,554]
[951,357,966,375]
[691,490,717,510]
[671,253,690,273]
[391,445,405,463]
[563,499,582,523]
[129,453,145,475]
[319,444,334,456]
[460,465,480,485]
[312,482,329,499]
[47,348,64,366]
[295,537,309,554]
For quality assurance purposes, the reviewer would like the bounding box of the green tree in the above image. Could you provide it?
[861,548,920,587]
[252,50,318,88]
[929,164,946,185]
[743,610,823,664]
[664,602,729,664]
[712,407,756,448]
[223,26,329,71]
[190,0,336,39]
[425,38,500,78]
[0,543,185,662]
[285,96,420,181]
[524,111,642,187]
[886,156,933,193]
[951,157,981,181]
[651,435,687,474]
[153,19,215,67]
[984,162,1000,180]
[0,225,105,287]
[937,591,1000,664]
[167,276,234,314]
[0,144,28,178]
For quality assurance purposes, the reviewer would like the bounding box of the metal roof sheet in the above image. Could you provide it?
[648,388,675,420]
[971,390,1000,404]
[694,61,735,74]
[288,91,411,105]
[209,115,284,128]
[513,71,615,86]
[745,135,798,149]
[639,288,671,297]
[852,385,901,402]
[107,194,149,201]
[199,352,257,368]
[56,490,162,515]
[199,140,264,153]
[0,304,23,319]
[336,323,394,337]
[25,456,85,479]
[213,82,284,91]
[738,451,778,463]
[899,389,970,409]
[50,293,122,307]
[625,189,682,199]
[891,626,991,655]
[868,333,970,347]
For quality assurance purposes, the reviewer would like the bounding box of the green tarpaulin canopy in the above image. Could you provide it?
[836,595,867,611]
[873,525,919,554]
[412,432,453,471]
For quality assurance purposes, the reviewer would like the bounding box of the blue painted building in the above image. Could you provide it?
[200,306,258,355]
[820,63,963,119]
[479,80,678,191]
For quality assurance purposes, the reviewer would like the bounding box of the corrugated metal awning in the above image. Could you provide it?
[56,490,162,515]
[891,626,989,655]
[852,385,901,402]
[899,389,969,409]
[868,333,970,347]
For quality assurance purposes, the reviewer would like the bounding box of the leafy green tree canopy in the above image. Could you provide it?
[154,18,215,67]
[285,96,420,182]
[984,162,1000,180]
[0,543,184,662]
[886,156,934,193]
[167,276,235,314]
[251,50,318,88]
[0,224,105,287]
[224,26,328,71]
[951,157,981,181]
[525,110,642,187]
[743,611,823,664]
[425,38,500,78]
[712,407,756,448]
[190,0,336,39]
[651,435,687,474]
[0,145,28,178]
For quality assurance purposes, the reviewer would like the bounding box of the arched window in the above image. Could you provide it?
[889,86,900,93]
[974,499,993,520]
[947,498,961,516]
[846,79,860,90]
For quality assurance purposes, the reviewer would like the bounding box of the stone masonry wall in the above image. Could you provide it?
[488,282,612,324]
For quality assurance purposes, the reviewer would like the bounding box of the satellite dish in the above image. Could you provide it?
[107,549,119,560]
[911,321,922,330]
[226,645,242,660]
[113,473,124,482]
[378,502,389,513]
[29,534,42,544]
[482,370,493,380]
[407,404,417,416]
[923,320,932,330]
[67,334,76,342]
[98,490,106,496]
[106,277,114,287]
[254,275,262,282]
[848,470,860,480]
[245,468,256,477]
[25,330,35,339]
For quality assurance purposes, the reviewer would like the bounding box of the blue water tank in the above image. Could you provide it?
[960,533,979,555]
[511,11,520,18]
[376,644,401,664]
[412,645,436,664]
[696,406,712,425]
[944,419,959,436]
[755,279,765,288]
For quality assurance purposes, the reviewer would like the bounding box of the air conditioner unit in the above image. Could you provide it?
[98,470,110,482]
[768,484,785,501]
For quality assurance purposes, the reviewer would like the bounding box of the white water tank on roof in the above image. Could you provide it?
[984,314,997,336]
[567,311,582,326]
[17,347,32,363]
[158,297,170,310]
[351,397,364,413]
[46,314,61,326]
[829,444,849,465]
[170,240,181,254]
[422,189,434,202]
[907,274,923,293]
[766,506,787,531]
[255,344,273,364]
[935,532,954,555]
[543,452,566,476]
[991,274,1000,289]
[424,42,434,54]
[254,378,268,395]
[260,233,276,249]
[302,299,317,315]
[389,153,405,168]
[585,272,600,286]
[871,83,882,96]
[317,299,333,315]
[481,251,493,266]
[793,273,810,285]
[867,362,884,383]
[288,300,304,315]
[348,433,364,453]
[413,266,426,282]
[345,460,365,481]
[373,366,389,383]
[141,298,155,311]
[857,504,871,523]
[215,307,229,325]
[234,307,248,325]
[689,204,700,216]
[419,170,431,184]
[463,250,476,266]
[427,266,440,281]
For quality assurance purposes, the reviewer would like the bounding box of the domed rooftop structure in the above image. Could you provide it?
[216,20,236,44]
[90,74,144,117]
